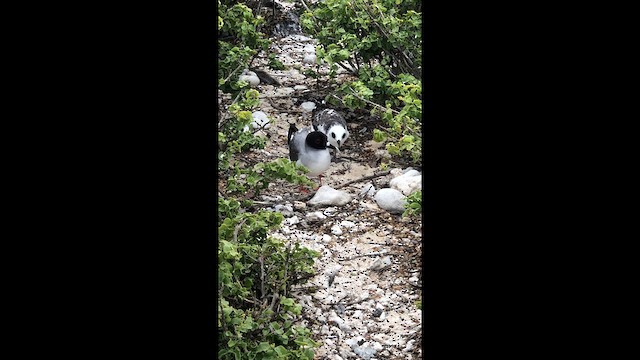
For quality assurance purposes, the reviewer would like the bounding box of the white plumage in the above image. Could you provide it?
[312,109,349,151]
[288,124,333,177]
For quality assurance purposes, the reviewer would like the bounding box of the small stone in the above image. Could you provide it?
[389,169,422,196]
[322,234,332,243]
[251,111,270,129]
[359,183,376,198]
[340,220,356,228]
[369,255,392,271]
[323,207,338,216]
[293,201,306,210]
[373,188,407,214]
[300,101,316,112]
[378,311,386,321]
[294,84,308,91]
[275,87,295,97]
[331,224,343,235]
[403,339,416,352]
[307,186,352,207]
[306,211,327,222]
[303,53,317,65]
[285,216,299,225]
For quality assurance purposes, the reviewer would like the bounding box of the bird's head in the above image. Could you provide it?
[328,124,349,148]
[306,131,328,150]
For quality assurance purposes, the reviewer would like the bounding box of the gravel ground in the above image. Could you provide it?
[219,2,423,357]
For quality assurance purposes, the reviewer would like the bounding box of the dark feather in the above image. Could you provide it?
[288,123,299,161]
[251,69,281,86]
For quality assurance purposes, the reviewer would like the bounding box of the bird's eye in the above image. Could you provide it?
[331,133,336,139]
[342,133,346,139]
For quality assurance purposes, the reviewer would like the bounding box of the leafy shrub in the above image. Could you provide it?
[403,190,422,217]
[218,208,321,360]
[301,0,422,166]
[218,2,322,358]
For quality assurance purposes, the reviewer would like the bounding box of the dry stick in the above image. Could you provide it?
[281,243,292,298]
[222,63,245,84]
[299,0,315,17]
[334,170,390,190]
[259,256,266,299]
[233,218,247,243]
[346,87,401,115]
[338,250,392,261]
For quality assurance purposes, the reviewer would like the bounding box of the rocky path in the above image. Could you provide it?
[220,2,423,358]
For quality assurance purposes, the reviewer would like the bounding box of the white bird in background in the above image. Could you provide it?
[288,123,336,187]
[312,109,350,152]
[239,69,260,87]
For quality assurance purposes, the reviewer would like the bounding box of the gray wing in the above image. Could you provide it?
[312,109,347,131]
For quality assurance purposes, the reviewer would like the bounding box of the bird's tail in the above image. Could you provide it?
[287,123,298,143]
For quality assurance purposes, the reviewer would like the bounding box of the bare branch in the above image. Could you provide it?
[333,170,390,190]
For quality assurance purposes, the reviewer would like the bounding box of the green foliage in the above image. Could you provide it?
[301,0,422,166]
[268,53,286,70]
[218,2,270,94]
[218,3,322,358]
[403,190,422,217]
[218,209,321,360]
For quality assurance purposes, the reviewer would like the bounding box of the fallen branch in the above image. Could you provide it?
[334,170,390,189]
[337,250,390,261]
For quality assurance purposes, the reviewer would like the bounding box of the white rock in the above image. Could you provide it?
[360,183,376,198]
[303,53,317,65]
[371,341,383,351]
[307,186,352,207]
[340,220,356,228]
[403,339,416,352]
[275,87,295,97]
[294,84,308,91]
[284,34,312,42]
[374,188,407,214]
[389,169,422,195]
[306,211,327,222]
[293,201,306,210]
[322,234,332,243]
[285,216,299,225]
[389,167,405,177]
[323,207,338,216]
[274,204,293,213]
[303,44,315,53]
[251,111,271,129]
[331,224,343,235]
[369,255,392,271]
[300,101,316,112]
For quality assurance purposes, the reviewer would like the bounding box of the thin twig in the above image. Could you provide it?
[259,256,265,299]
[299,0,315,18]
[282,243,292,298]
[233,218,247,243]
[223,63,245,84]
[347,87,401,115]
[334,170,390,190]
[338,250,390,261]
